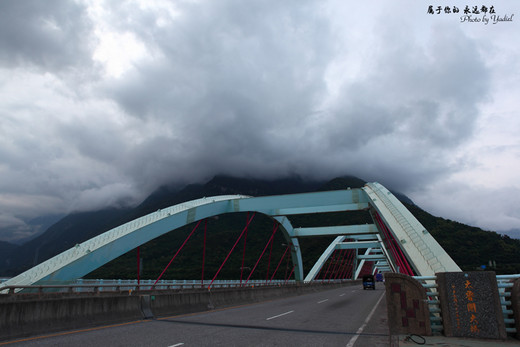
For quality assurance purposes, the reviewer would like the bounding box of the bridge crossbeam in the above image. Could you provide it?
[335,241,381,250]
[274,203,369,216]
[357,255,387,260]
[292,224,377,238]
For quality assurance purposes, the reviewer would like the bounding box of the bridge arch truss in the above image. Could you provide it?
[0,183,460,290]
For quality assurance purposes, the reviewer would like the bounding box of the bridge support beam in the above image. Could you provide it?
[304,236,346,282]
[274,216,303,281]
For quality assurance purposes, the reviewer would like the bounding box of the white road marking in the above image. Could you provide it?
[168,343,184,347]
[345,292,385,347]
[339,293,346,297]
[266,310,294,320]
[317,299,329,304]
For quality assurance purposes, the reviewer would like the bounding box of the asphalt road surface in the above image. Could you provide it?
[3,285,390,347]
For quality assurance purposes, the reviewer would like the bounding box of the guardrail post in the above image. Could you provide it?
[511,278,520,339]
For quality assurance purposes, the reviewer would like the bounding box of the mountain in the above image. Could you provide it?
[0,241,17,272]
[12,214,67,245]
[500,228,520,239]
[0,208,133,276]
[1,175,519,278]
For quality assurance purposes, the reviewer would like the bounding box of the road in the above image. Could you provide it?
[3,285,390,347]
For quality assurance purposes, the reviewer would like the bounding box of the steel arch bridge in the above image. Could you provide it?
[0,182,460,290]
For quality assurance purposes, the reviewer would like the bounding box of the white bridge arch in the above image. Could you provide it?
[0,182,460,290]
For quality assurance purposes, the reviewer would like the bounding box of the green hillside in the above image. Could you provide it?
[406,203,520,273]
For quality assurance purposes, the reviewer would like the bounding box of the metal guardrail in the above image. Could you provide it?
[0,278,353,296]
[414,274,520,335]
[413,275,443,333]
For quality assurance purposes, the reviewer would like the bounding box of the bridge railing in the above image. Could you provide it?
[414,274,520,335]
[0,278,352,296]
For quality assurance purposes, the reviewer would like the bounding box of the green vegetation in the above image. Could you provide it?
[406,203,520,274]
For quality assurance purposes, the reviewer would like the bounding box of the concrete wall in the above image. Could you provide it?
[384,273,432,336]
[0,295,143,341]
[0,281,358,341]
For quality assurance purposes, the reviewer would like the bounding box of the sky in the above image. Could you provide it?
[0,0,519,243]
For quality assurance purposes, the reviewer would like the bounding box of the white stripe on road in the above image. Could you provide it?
[339,293,346,297]
[168,343,184,347]
[317,299,329,304]
[345,292,385,347]
[266,310,294,320]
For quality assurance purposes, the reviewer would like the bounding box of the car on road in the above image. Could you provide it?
[362,275,375,290]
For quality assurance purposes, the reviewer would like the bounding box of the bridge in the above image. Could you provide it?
[0,182,460,291]
[5,182,520,345]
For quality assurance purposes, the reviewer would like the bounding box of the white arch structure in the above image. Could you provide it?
[0,182,460,290]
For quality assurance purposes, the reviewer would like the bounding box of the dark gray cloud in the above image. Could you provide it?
[0,0,517,242]
[96,3,490,194]
[0,0,93,71]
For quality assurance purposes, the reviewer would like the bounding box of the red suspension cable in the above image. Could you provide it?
[382,215,413,275]
[240,213,250,286]
[265,232,275,282]
[285,265,295,284]
[373,212,403,272]
[201,219,207,287]
[339,243,354,279]
[333,250,347,280]
[269,244,290,284]
[153,219,202,287]
[137,246,140,288]
[339,250,351,279]
[374,211,414,275]
[344,250,356,279]
[245,222,279,284]
[315,263,325,281]
[323,250,336,280]
[208,213,256,289]
[329,250,341,282]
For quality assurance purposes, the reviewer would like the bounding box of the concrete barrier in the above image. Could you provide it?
[384,273,431,336]
[0,295,143,341]
[0,281,358,341]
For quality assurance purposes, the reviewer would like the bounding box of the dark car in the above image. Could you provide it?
[362,275,375,290]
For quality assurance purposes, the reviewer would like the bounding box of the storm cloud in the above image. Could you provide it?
[0,0,518,242]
